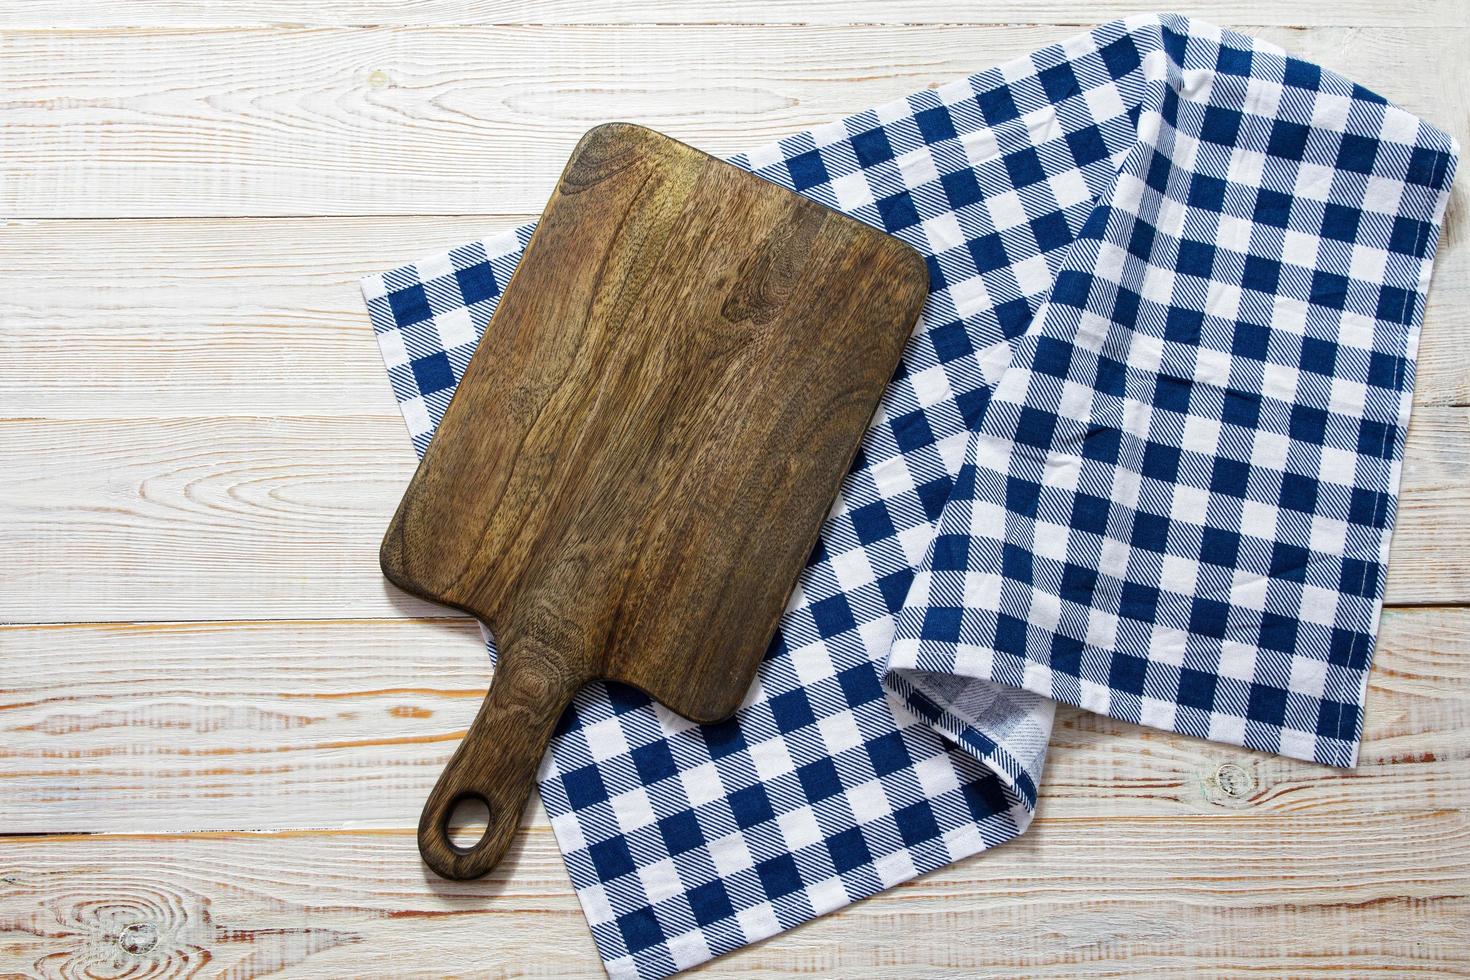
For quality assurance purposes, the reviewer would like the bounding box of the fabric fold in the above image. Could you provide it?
[886,14,1457,769]
[359,14,1456,977]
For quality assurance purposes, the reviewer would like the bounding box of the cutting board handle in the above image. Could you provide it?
[417,634,585,880]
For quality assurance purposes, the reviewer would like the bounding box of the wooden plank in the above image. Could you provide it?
[2,25,1465,217]
[0,216,530,418]
[2,807,1466,976]
[0,618,488,833]
[2,409,1465,623]
[1,0,1465,29]
[0,414,428,622]
[2,608,1466,834]
[2,214,1466,416]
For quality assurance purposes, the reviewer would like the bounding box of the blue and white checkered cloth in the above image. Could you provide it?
[361,15,1456,978]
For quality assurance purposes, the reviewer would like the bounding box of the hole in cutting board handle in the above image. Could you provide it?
[445,792,492,853]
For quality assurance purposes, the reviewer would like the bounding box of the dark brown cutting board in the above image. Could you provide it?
[381,122,928,880]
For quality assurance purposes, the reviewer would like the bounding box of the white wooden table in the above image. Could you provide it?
[3,2,1467,975]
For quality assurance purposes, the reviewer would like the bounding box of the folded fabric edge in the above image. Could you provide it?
[885,667,1054,810]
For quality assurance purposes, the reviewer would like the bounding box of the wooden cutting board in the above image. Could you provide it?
[381,123,928,880]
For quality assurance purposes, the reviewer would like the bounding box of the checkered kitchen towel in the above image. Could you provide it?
[361,15,1456,978]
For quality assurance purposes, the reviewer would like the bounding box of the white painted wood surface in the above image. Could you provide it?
[2,2,1467,976]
